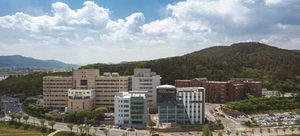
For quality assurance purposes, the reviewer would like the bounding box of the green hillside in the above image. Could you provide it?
[81,42,300,92]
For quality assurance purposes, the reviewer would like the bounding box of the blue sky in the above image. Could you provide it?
[0,0,300,64]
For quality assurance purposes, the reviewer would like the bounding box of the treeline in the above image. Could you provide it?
[224,95,300,112]
[80,42,300,92]
[0,71,71,96]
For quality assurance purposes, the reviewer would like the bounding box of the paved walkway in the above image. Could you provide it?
[48,130,61,136]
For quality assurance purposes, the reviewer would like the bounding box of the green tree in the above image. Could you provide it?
[226,131,230,136]
[202,124,211,136]
[147,118,155,134]
[218,131,223,136]
[235,131,239,136]
[186,123,190,131]
[267,128,271,136]
[251,129,255,136]
[93,127,97,135]
[290,127,294,134]
[76,111,87,124]
[78,126,84,135]
[259,128,263,136]
[84,126,91,136]
[282,127,286,135]
[274,128,278,135]
[48,120,56,130]
[103,129,109,136]
[15,114,22,123]
[23,115,29,124]
[39,119,46,128]
[9,113,16,121]
[67,123,74,133]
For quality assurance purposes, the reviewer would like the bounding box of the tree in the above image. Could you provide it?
[67,123,74,133]
[186,123,191,131]
[9,113,16,121]
[84,126,91,136]
[274,128,278,135]
[267,128,271,136]
[202,124,211,136]
[39,119,46,128]
[93,127,97,135]
[15,114,22,123]
[103,129,109,136]
[251,129,255,136]
[226,131,230,136]
[235,131,239,136]
[78,126,84,135]
[147,118,155,134]
[218,131,223,136]
[290,127,294,134]
[260,128,263,136]
[297,126,300,134]
[120,134,126,136]
[23,115,29,124]
[282,127,286,135]
[48,120,56,130]
[76,111,87,124]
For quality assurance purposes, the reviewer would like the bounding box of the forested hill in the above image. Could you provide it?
[0,55,79,68]
[81,42,300,91]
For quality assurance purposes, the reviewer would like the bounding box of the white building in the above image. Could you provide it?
[114,91,148,128]
[177,87,205,124]
[131,68,161,113]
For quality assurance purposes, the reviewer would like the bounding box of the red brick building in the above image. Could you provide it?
[175,78,262,103]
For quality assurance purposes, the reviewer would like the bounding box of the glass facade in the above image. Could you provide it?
[157,87,190,124]
[130,97,144,124]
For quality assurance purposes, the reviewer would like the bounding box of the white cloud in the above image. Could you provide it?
[0,0,300,64]
[84,37,94,42]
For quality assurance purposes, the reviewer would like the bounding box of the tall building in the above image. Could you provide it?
[131,68,161,113]
[156,85,205,125]
[114,91,148,128]
[43,69,128,112]
[175,78,262,102]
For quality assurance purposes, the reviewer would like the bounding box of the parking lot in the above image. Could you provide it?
[249,112,300,127]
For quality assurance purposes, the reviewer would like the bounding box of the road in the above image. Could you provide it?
[1,98,299,136]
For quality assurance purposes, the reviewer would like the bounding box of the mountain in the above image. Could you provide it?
[0,55,80,68]
[80,42,300,91]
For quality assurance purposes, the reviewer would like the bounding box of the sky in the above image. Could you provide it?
[0,0,300,65]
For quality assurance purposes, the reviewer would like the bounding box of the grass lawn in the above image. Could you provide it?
[0,122,51,136]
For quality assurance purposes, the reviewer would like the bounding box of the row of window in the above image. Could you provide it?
[44,90,67,92]
[68,91,91,94]
[96,83,128,85]
[44,103,67,105]
[96,100,114,102]
[96,80,128,82]
[118,100,129,103]
[96,87,127,89]
[96,90,120,92]
[45,95,67,97]
[118,109,129,112]
[118,105,129,108]
[44,83,72,85]
[96,95,115,97]
[45,99,66,101]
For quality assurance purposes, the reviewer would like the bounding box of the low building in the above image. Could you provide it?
[175,78,262,102]
[114,91,148,128]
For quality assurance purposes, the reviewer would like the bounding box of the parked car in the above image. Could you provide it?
[99,127,106,130]
[127,128,135,131]
[99,124,106,127]
[120,127,127,130]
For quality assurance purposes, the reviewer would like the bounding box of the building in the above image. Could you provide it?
[130,68,161,113]
[156,85,205,125]
[114,91,148,128]
[175,78,262,102]
[43,69,128,112]
[43,68,160,113]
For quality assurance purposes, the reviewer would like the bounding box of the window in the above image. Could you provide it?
[81,80,87,85]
